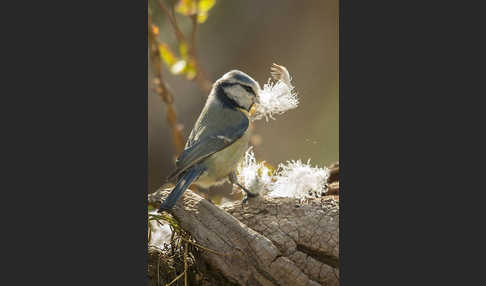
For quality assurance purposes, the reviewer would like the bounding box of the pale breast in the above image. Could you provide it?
[196,131,250,188]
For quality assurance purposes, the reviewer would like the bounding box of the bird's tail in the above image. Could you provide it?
[158,166,204,212]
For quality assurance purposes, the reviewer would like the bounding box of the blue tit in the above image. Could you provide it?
[158,70,261,212]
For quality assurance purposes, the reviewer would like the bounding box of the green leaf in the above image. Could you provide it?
[199,0,216,12]
[175,0,195,15]
[158,43,178,67]
[175,0,216,23]
[198,0,216,22]
[197,12,209,23]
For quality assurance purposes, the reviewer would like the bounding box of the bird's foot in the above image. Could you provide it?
[241,189,258,204]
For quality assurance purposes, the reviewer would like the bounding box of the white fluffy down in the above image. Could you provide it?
[252,64,299,121]
[253,80,299,121]
[268,159,329,199]
[236,148,329,199]
[236,147,273,196]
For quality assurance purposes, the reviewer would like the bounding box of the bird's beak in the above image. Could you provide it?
[249,102,258,116]
[248,94,260,116]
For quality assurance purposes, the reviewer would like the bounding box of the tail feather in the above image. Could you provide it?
[158,166,204,212]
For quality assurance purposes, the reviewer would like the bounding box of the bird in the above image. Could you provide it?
[158,70,260,212]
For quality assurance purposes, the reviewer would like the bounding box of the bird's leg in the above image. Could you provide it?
[228,172,257,203]
[228,172,252,194]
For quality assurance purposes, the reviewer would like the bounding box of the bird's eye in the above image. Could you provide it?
[242,85,255,95]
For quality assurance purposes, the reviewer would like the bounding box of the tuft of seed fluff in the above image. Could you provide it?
[236,147,273,196]
[252,63,299,121]
[236,148,330,200]
[267,159,330,199]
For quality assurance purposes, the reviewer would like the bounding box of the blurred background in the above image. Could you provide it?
[149,0,338,200]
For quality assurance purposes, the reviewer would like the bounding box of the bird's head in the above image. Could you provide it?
[213,70,260,112]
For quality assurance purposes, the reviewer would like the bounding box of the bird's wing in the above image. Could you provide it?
[167,113,249,182]
[159,165,206,211]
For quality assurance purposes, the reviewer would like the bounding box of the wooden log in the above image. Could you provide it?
[148,187,339,286]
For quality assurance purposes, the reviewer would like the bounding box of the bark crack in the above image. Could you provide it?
[296,244,339,269]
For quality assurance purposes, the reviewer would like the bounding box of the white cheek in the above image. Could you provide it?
[225,85,252,108]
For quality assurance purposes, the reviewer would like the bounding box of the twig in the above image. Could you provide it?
[328,161,339,183]
[157,0,186,44]
[148,13,186,154]
[169,225,176,256]
[326,162,339,195]
[148,220,152,243]
[190,1,199,54]
[166,271,184,286]
[327,182,339,195]
[184,241,188,286]
[157,251,161,286]
[180,237,226,256]
[189,0,212,93]
[157,0,212,94]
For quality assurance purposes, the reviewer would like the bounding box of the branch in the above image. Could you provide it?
[328,162,339,183]
[189,0,212,93]
[157,0,186,44]
[327,161,339,195]
[148,14,186,154]
[157,0,212,94]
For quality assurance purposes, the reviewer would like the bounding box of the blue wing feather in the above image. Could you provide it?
[159,165,205,211]
[167,113,249,182]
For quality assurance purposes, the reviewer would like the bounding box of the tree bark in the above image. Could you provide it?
[148,165,339,286]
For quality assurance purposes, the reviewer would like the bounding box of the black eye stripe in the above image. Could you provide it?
[242,85,255,96]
